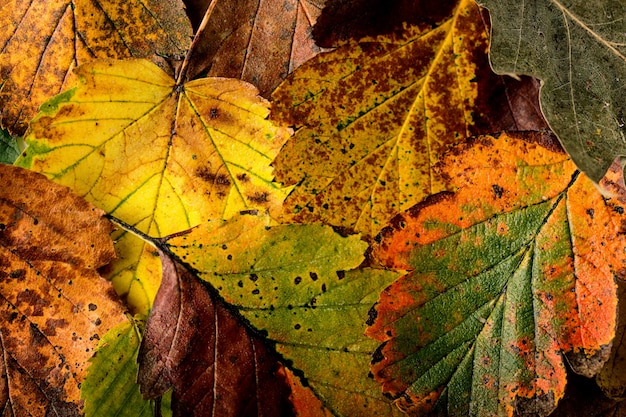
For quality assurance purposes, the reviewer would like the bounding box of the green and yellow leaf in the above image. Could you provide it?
[16,59,292,314]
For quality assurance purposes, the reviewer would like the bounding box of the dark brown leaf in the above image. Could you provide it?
[183,0,325,96]
[137,250,294,417]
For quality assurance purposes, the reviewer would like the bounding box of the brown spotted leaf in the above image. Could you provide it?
[367,132,623,416]
[0,0,191,135]
[183,0,326,96]
[271,0,547,237]
[0,164,126,415]
[137,248,294,417]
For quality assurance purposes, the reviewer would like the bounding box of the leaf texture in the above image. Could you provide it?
[0,129,19,164]
[82,317,161,417]
[166,212,403,416]
[272,0,547,236]
[137,249,294,417]
[183,0,326,96]
[477,0,626,183]
[367,132,624,416]
[16,59,291,314]
[0,164,126,415]
[0,0,191,135]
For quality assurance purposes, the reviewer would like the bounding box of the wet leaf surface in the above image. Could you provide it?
[367,132,624,416]
[183,0,326,96]
[0,0,191,135]
[0,164,126,415]
[477,0,626,183]
[16,59,291,314]
[137,248,294,417]
[165,212,403,416]
[271,0,547,237]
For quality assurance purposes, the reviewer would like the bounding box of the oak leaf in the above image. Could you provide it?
[16,59,291,314]
[367,132,625,416]
[0,164,126,415]
[137,248,294,417]
[182,0,326,96]
[165,212,403,416]
[477,0,626,183]
[271,0,547,237]
[0,0,191,135]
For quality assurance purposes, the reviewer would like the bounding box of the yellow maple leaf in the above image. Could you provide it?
[17,59,291,314]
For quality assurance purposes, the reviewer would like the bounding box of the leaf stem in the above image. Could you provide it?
[176,0,219,85]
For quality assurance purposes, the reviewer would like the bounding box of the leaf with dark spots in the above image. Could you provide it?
[16,59,291,314]
[0,164,126,415]
[182,0,327,96]
[164,212,404,416]
[271,0,547,237]
[138,249,294,417]
[367,132,625,416]
[0,0,191,135]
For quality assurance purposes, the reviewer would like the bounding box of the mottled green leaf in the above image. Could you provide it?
[166,213,403,416]
[0,128,19,164]
[368,132,624,416]
[477,0,626,182]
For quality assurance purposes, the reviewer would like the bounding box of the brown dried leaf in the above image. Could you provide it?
[0,164,126,415]
[137,249,294,416]
[183,0,326,96]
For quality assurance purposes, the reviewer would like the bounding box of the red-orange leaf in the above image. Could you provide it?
[367,132,624,416]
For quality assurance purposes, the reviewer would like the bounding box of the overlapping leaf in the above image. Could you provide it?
[138,248,294,416]
[165,213,403,416]
[182,0,326,96]
[82,317,170,417]
[367,132,625,416]
[16,59,291,313]
[0,0,191,135]
[598,278,626,400]
[271,0,547,236]
[0,164,126,415]
[477,0,626,183]
[0,129,19,164]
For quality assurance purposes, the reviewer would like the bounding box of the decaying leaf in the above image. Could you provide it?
[137,248,294,417]
[0,0,191,135]
[183,0,326,96]
[0,164,126,415]
[598,278,626,400]
[165,212,403,416]
[477,0,626,183]
[367,132,624,416]
[82,317,165,417]
[272,0,547,236]
[17,59,291,313]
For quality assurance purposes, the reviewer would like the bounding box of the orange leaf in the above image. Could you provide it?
[0,164,126,415]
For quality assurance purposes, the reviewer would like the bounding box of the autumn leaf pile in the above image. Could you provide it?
[1,0,626,416]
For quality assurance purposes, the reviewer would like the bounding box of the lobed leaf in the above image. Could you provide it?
[0,0,191,135]
[137,249,294,417]
[367,132,625,416]
[272,0,547,237]
[477,0,626,183]
[0,164,126,415]
[165,212,404,416]
[16,59,291,314]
